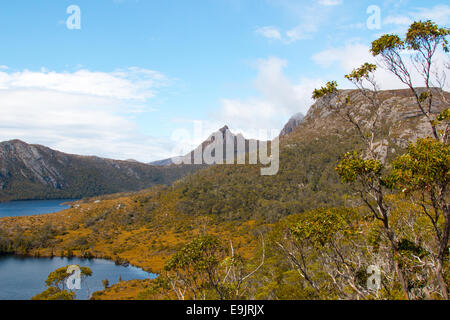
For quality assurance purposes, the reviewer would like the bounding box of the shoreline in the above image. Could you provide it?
[0,248,160,276]
[0,251,159,278]
[0,198,80,204]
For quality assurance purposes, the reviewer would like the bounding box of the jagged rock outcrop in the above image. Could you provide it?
[284,88,449,162]
[280,113,305,136]
[151,126,261,166]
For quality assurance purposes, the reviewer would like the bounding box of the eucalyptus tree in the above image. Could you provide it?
[312,20,449,299]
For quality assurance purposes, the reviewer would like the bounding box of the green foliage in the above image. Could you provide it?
[31,287,75,301]
[265,207,370,299]
[345,63,377,82]
[32,265,92,300]
[312,81,338,100]
[163,234,260,300]
[405,20,450,52]
[387,138,449,192]
[371,34,405,56]
[418,91,430,103]
[397,238,429,259]
[290,208,358,247]
[45,265,92,289]
[335,151,383,184]
[165,235,224,273]
[437,108,450,122]
[263,199,450,300]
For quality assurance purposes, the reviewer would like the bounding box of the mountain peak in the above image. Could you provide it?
[2,139,28,146]
[290,112,304,121]
[280,113,305,137]
[149,125,256,166]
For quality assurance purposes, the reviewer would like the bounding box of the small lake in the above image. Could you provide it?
[0,200,157,300]
[0,255,156,300]
[0,199,75,218]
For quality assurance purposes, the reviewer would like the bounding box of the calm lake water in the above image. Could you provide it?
[0,200,157,300]
[0,255,156,300]
[0,199,75,218]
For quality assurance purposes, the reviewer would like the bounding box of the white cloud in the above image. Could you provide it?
[213,57,324,138]
[255,26,282,40]
[411,5,450,25]
[312,43,450,91]
[285,23,318,42]
[317,0,343,6]
[312,43,371,70]
[383,15,413,26]
[0,68,167,101]
[384,5,450,27]
[0,67,175,162]
[256,23,318,44]
[256,1,327,44]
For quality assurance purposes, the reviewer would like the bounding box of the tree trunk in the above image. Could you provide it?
[436,259,448,300]
[393,248,410,300]
[386,227,410,300]
[436,209,449,299]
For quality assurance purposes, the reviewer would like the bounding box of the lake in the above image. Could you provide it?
[0,200,157,300]
[0,199,76,218]
[0,255,156,300]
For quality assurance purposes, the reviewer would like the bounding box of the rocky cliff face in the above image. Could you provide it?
[0,140,67,190]
[283,88,449,161]
[0,140,202,202]
[280,113,304,137]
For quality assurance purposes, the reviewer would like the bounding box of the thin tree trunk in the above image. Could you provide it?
[436,259,448,300]
[393,247,410,300]
[436,208,449,299]
[385,223,410,300]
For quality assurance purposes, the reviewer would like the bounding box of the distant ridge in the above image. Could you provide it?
[0,140,202,202]
[150,125,261,166]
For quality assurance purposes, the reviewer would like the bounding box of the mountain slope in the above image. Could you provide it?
[150,125,260,166]
[171,88,450,221]
[0,140,203,202]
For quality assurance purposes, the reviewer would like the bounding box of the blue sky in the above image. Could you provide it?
[0,0,449,161]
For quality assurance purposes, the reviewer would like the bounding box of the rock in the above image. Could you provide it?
[280,113,305,136]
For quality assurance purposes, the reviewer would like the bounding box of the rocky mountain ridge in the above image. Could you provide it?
[150,125,261,166]
[283,88,449,161]
[0,140,202,202]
